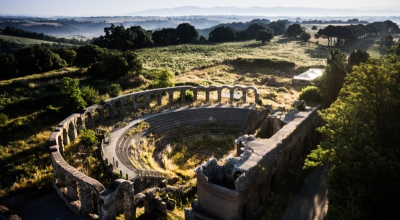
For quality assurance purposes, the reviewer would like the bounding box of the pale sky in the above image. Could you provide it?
[1,0,399,16]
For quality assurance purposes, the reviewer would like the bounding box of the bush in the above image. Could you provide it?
[80,128,97,146]
[299,32,311,42]
[0,113,8,126]
[149,69,174,88]
[185,90,194,102]
[257,98,264,106]
[81,86,100,105]
[299,85,322,104]
[265,92,277,101]
[108,84,122,98]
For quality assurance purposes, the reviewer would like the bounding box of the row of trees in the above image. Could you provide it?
[315,20,399,47]
[92,23,199,50]
[0,44,143,80]
[305,43,400,219]
[208,23,274,43]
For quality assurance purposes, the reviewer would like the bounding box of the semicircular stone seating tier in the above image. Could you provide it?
[48,85,259,219]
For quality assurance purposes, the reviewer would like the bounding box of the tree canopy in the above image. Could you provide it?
[208,26,238,42]
[305,53,400,219]
[286,24,304,38]
[256,29,274,44]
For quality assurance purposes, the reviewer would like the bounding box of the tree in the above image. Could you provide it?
[54,48,76,66]
[81,86,100,106]
[348,50,369,72]
[15,45,66,75]
[0,54,17,79]
[298,85,322,104]
[299,31,311,42]
[75,44,104,68]
[176,23,199,44]
[60,77,86,112]
[208,26,237,42]
[380,34,394,54]
[152,28,179,46]
[305,56,400,219]
[286,24,304,38]
[268,20,287,35]
[108,84,122,97]
[240,23,270,40]
[256,29,274,43]
[317,49,348,107]
[80,128,97,146]
[150,69,174,88]
[311,25,318,32]
[87,50,142,79]
[0,113,8,126]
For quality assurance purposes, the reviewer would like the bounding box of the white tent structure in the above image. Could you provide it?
[292,68,324,84]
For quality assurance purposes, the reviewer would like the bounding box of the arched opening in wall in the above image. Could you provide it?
[209,88,218,103]
[221,88,231,104]
[85,112,93,129]
[125,97,133,115]
[76,117,84,133]
[173,90,182,105]
[136,95,145,112]
[68,122,76,142]
[233,88,243,104]
[247,89,256,104]
[233,171,243,181]
[114,100,123,118]
[197,90,206,103]
[58,135,64,155]
[103,105,110,120]
[149,93,158,108]
[93,108,101,126]
[62,129,69,146]
[270,172,277,193]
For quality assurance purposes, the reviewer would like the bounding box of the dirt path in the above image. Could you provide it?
[281,164,329,220]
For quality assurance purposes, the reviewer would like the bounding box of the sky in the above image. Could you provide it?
[1,0,400,16]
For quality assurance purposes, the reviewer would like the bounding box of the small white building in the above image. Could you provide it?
[292,68,324,84]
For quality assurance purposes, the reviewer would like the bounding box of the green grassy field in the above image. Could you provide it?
[0,34,73,46]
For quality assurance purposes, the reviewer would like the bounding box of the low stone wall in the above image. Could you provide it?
[186,106,321,220]
[49,85,260,220]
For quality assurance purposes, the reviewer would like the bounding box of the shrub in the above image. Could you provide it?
[80,128,98,146]
[149,69,174,88]
[298,85,322,104]
[0,113,8,126]
[257,98,264,106]
[185,90,194,102]
[81,86,100,105]
[265,92,277,101]
[108,84,122,97]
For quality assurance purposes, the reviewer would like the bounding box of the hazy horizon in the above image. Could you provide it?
[1,0,400,17]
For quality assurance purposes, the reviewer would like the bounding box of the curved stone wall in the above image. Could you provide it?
[49,85,259,219]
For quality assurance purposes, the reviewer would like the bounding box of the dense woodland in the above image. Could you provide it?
[0,17,400,219]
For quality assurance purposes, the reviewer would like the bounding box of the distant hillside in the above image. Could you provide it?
[131,6,400,17]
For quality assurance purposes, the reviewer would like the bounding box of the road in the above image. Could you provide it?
[281,164,329,220]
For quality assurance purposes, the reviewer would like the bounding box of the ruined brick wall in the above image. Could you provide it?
[188,106,321,220]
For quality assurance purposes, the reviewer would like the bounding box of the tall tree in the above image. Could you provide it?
[176,23,199,44]
[208,26,237,42]
[317,49,348,107]
[305,56,400,219]
[60,77,86,112]
[286,24,304,38]
[256,29,274,44]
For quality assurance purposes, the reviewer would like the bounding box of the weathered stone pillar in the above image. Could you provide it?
[205,90,210,102]
[98,192,116,220]
[193,90,198,102]
[157,92,162,106]
[242,89,247,103]
[68,122,77,141]
[110,105,116,119]
[123,184,135,220]
[80,185,94,215]
[57,170,66,187]
[181,89,186,104]
[66,178,79,200]
[217,89,222,102]
[62,129,70,148]
[133,96,138,112]
[120,99,126,116]
[145,94,151,109]
[230,89,234,104]
[255,92,259,103]
[97,108,104,124]
[168,90,174,106]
